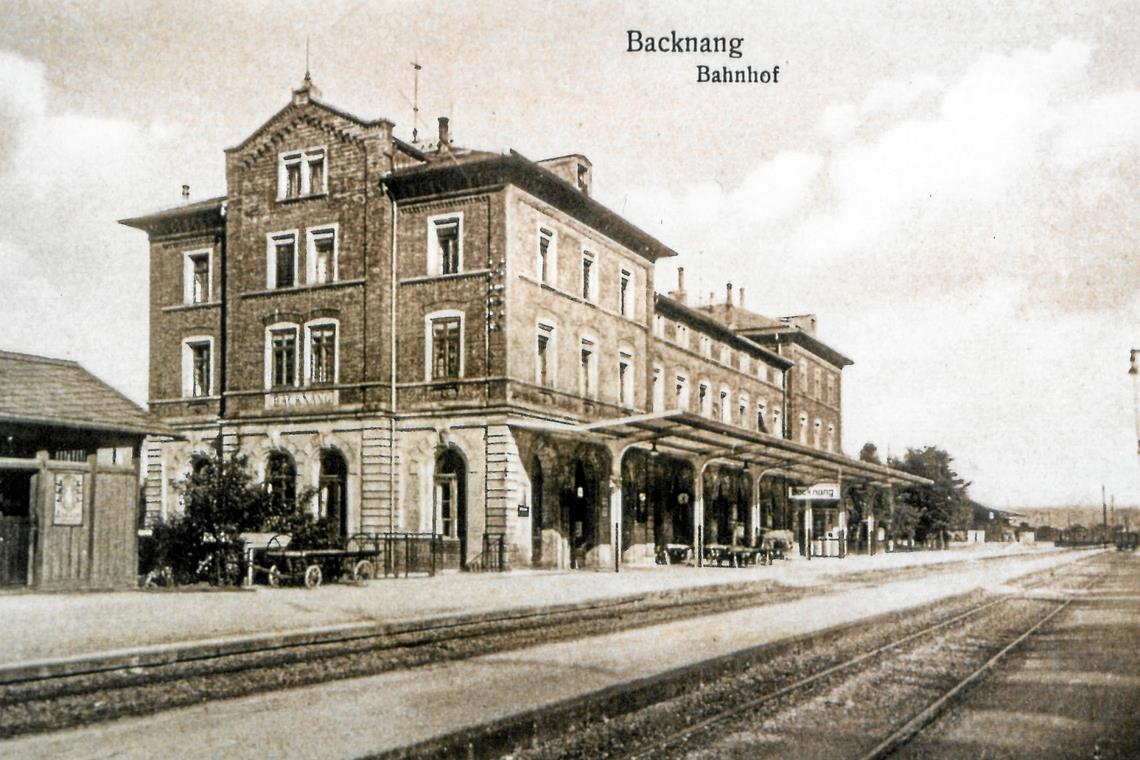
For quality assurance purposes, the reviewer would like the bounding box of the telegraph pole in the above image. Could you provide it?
[1131,349,1139,455]
[1102,485,1108,548]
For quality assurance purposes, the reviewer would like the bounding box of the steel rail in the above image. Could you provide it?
[620,559,1095,760]
[858,566,1104,760]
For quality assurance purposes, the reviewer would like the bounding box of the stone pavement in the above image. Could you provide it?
[0,547,1094,760]
[0,542,1055,669]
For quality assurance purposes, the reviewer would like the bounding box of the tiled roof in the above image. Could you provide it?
[0,351,173,437]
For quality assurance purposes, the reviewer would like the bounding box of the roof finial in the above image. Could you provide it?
[305,36,311,82]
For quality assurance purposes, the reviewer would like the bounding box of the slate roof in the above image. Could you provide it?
[0,351,173,437]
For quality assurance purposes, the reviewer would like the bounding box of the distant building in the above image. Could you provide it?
[0,351,170,589]
[122,75,926,570]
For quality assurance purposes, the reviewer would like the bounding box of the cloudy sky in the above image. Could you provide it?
[0,0,1136,507]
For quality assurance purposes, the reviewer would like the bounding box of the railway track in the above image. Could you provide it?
[609,556,1104,760]
[457,553,1103,760]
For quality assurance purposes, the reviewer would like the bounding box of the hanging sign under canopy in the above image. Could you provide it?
[790,482,841,501]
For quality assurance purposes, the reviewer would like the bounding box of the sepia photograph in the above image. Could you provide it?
[0,0,1137,757]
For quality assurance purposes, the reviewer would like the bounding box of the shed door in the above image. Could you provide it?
[0,471,34,586]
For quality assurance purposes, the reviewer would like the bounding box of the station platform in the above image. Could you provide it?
[1,545,1096,760]
[1,542,1055,670]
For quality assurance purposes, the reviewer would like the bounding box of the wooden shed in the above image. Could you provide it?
[0,351,173,590]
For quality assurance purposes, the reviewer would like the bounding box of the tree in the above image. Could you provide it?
[858,442,882,465]
[890,446,972,548]
[168,451,305,585]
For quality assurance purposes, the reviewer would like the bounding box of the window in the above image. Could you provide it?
[700,335,711,358]
[827,423,836,453]
[277,148,326,200]
[181,337,213,398]
[306,321,337,385]
[428,314,462,380]
[813,419,823,449]
[740,353,750,374]
[267,326,299,388]
[756,400,768,432]
[675,373,690,410]
[267,232,298,289]
[183,250,210,304]
[828,373,836,405]
[537,227,555,284]
[738,394,748,427]
[815,367,823,399]
[581,251,595,301]
[618,349,634,407]
[428,214,463,275]
[436,475,456,537]
[720,388,731,424]
[619,268,632,317]
[652,363,664,411]
[654,314,665,338]
[699,382,711,417]
[772,407,782,437]
[265,451,296,509]
[799,413,809,444]
[536,321,555,386]
[719,345,731,365]
[307,226,337,284]
[676,323,690,349]
[579,337,596,398]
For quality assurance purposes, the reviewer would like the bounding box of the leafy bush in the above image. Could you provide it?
[148,450,309,586]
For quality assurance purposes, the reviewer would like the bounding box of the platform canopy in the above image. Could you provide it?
[511,409,931,488]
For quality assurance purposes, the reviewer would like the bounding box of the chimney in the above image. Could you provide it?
[674,267,688,305]
[437,117,450,150]
[181,184,190,202]
[725,282,733,307]
[738,287,745,309]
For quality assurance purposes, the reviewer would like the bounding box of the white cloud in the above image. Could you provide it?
[625,38,1140,505]
[0,49,177,403]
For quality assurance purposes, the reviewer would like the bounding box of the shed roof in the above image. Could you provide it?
[0,351,173,438]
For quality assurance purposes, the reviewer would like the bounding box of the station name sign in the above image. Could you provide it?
[265,389,338,409]
[790,482,840,501]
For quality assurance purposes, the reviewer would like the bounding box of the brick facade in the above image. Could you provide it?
[123,76,863,571]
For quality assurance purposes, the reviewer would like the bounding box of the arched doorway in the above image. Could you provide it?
[319,448,349,538]
[265,451,297,511]
[566,459,597,569]
[434,447,467,567]
[531,455,544,567]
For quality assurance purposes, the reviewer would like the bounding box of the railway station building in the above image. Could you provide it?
[122,75,927,571]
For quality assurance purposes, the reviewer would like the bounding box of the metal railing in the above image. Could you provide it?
[479,533,508,573]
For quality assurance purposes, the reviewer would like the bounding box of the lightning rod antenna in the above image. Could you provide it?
[411,61,422,142]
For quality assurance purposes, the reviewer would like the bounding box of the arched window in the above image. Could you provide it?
[265,451,296,509]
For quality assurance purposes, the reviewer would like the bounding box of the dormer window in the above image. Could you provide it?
[278,148,327,200]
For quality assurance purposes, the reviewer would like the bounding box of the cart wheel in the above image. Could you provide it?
[353,559,375,582]
[304,564,322,588]
[267,564,281,587]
